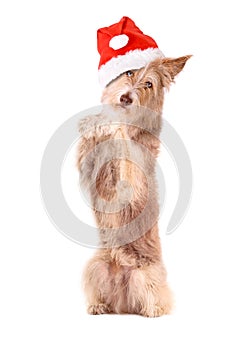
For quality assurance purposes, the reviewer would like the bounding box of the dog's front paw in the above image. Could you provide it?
[78,115,100,135]
[78,115,117,139]
[87,303,111,315]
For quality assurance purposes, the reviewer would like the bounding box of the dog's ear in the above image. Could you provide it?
[159,55,192,88]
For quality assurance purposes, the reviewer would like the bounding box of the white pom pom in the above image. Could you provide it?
[109,34,129,50]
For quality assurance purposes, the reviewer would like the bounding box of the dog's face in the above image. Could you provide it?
[101,56,191,113]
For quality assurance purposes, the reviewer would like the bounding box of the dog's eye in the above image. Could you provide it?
[126,71,133,77]
[145,81,153,88]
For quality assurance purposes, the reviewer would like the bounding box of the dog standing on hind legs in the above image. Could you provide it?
[77,17,191,317]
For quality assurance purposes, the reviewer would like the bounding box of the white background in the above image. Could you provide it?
[1,1,233,349]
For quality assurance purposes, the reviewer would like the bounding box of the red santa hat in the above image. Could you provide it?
[97,16,164,87]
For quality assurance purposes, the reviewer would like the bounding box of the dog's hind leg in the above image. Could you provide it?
[127,264,173,317]
[83,254,112,315]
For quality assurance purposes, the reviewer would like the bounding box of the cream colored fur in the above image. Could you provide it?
[77,56,191,317]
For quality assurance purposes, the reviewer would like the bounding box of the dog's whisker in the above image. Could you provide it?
[132,63,150,89]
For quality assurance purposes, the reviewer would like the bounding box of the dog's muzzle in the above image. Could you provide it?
[120,93,133,107]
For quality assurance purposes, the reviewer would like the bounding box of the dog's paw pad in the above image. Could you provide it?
[87,303,110,315]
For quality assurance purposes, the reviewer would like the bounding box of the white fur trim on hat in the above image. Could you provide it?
[98,47,164,88]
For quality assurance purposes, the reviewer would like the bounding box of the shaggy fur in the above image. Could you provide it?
[77,55,191,317]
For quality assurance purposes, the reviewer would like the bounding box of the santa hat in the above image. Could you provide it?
[97,16,164,87]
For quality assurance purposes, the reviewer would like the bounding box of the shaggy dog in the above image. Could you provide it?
[77,55,191,317]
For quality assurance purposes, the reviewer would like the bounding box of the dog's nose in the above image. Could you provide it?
[120,93,133,106]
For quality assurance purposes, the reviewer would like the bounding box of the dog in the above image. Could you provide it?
[77,55,191,317]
